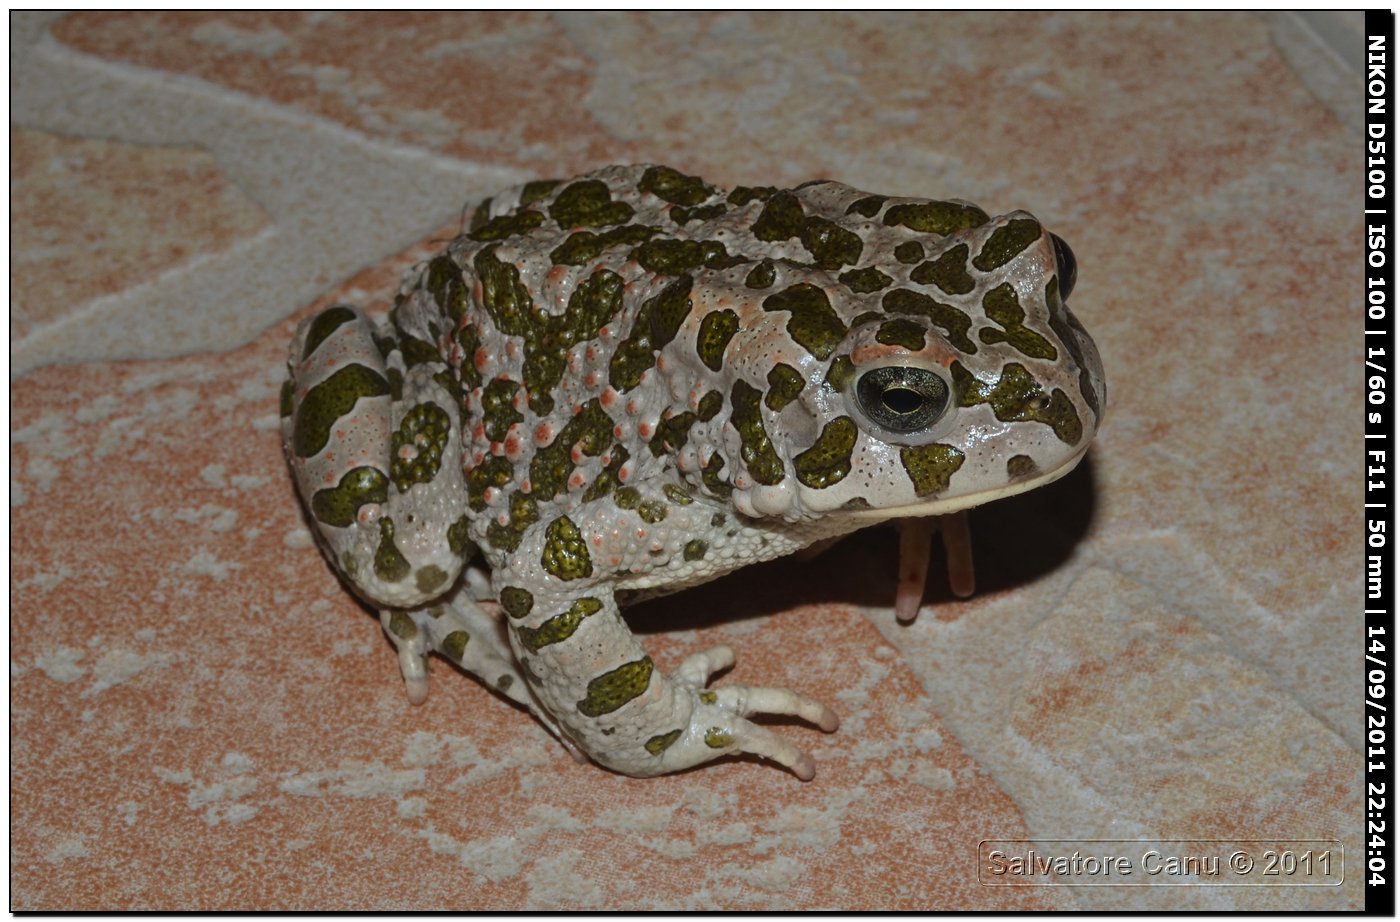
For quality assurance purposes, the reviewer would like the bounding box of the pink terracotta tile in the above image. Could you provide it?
[1004,569,1361,910]
[48,11,1331,192]
[51,11,618,175]
[9,128,267,340]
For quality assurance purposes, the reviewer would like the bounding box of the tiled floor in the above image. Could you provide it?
[10,11,1364,910]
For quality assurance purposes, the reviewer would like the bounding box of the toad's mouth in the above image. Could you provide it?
[839,441,1091,523]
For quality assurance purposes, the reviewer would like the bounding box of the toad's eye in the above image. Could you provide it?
[854,366,950,435]
[1051,233,1077,302]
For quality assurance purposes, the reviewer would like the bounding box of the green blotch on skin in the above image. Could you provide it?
[416,565,448,594]
[474,246,535,337]
[390,402,451,491]
[649,409,698,456]
[468,209,544,242]
[1007,454,1039,479]
[425,255,469,321]
[669,203,727,224]
[528,399,614,499]
[639,165,713,206]
[728,185,777,206]
[645,729,683,755]
[951,361,1083,445]
[522,268,625,415]
[550,224,660,266]
[613,486,641,510]
[900,443,966,497]
[293,363,391,458]
[747,189,863,266]
[911,243,975,295]
[882,288,977,354]
[979,283,1057,360]
[697,309,739,372]
[730,380,785,486]
[302,305,357,360]
[576,657,654,717]
[388,611,417,639]
[823,355,857,394]
[568,267,628,336]
[485,490,538,553]
[876,318,927,351]
[663,484,694,505]
[801,216,863,270]
[972,218,1041,271]
[839,266,893,293]
[583,446,631,502]
[441,630,470,662]
[701,453,732,498]
[762,284,847,360]
[745,260,776,289]
[279,378,295,418]
[311,466,388,528]
[466,455,514,512]
[883,200,990,235]
[638,500,668,524]
[846,195,886,218]
[521,179,560,206]
[496,674,515,692]
[794,417,858,489]
[609,275,695,392]
[697,390,723,421]
[549,179,634,228]
[542,515,593,581]
[397,335,442,371]
[468,197,493,233]
[500,586,534,619]
[894,240,925,264]
[751,191,806,241]
[447,514,470,556]
[516,597,603,652]
[632,238,729,275]
[704,728,734,749]
[699,690,717,704]
[375,518,411,583]
[765,363,805,411]
[684,539,708,561]
[1043,278,1103,421]
[481,378,524,442]
[456,323,483,389]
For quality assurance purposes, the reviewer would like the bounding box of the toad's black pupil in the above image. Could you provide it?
[881,387,923,415]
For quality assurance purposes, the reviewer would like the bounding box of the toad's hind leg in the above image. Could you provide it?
[502,581,839,780]
[283,304,475,699]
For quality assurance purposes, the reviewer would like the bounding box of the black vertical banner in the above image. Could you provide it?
[1368,8,1396,915]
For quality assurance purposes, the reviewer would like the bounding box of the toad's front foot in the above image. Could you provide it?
[652,646,840,781]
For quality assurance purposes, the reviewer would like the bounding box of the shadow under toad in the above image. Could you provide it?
[627,452,1100,636]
